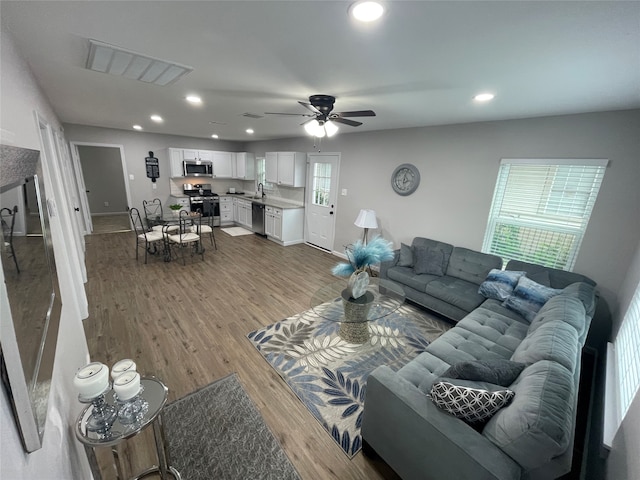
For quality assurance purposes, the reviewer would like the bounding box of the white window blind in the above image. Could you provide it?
[616,282,640,421]
[482,158,607,270]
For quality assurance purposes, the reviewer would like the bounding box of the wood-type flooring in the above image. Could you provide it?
[83,228,401,479]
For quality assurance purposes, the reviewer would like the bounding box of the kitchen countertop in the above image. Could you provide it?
[220,193,303,210]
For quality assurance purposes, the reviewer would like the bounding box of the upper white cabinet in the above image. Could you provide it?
[168,148,184,177]
[233,152,255,180]
[212,151,233,178]
[265,152,306,187]
[182,149,213,162]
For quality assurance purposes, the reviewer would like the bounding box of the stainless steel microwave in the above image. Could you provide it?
[183,160,213,177]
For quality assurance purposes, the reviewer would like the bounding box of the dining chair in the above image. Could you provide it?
[166,211,204,265]
[129,207,164,264]
[191,209,217,249]
[143,198,178,234]
[0,205,20,273]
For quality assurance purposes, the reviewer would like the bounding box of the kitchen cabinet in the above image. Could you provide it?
[220,196,233,226]
[265,206,304,245]
[182,149,213,162]
[233,152,255,180]
[212,151,233,178]
[236,198,252,229]
[265,152,306,187]
[168,148,185,177]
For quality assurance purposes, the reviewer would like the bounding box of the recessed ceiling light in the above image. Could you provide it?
[350,1,384,22]
[132,125,143,131]
[186,95,202,104]
[211,134,219,139]
[150,114,163,122]
[473,93,495,102]
[246,129,254,134]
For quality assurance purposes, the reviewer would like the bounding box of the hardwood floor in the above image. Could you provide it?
[83,229,400,479]
[91,213,131,234]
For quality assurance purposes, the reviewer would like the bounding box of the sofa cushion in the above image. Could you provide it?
[528,294,588,342]
[425,277,487,312]
[562,282,598,317]
[386,266,439,292]
[414,245,446,275]
[430,380,515,424]
[398,243,414,267]
[446,247,503,286]
[505,260,596,289]
[441,359,525,387]
[511,321,579,372]
[482,360,575,470]
[503,276,563,322]
[411,237,453,270]
[478,269,527,301]
[456,308,530,356]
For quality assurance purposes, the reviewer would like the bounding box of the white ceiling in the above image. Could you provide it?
[2,1,639,142]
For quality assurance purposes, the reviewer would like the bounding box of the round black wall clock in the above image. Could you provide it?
[391,163,420,196]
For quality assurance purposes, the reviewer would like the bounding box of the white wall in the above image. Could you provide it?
[0,27,91,479]
[246,109,640,317]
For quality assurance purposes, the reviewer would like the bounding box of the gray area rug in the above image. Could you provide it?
[247,303,451,457]
[163,373,300,480]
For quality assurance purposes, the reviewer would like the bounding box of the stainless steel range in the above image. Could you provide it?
[183,183,220,226]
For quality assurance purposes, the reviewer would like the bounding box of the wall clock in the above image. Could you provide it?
[391,163,420,196]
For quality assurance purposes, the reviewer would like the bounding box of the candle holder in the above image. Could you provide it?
[115,385,149,425]
[78,384,117,435]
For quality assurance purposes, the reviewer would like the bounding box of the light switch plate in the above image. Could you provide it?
[129,174,134,180]
[341,189,347,196]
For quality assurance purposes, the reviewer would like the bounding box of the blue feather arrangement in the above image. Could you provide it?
[332,235,395,276]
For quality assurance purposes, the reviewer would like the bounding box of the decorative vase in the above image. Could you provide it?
[347,270,370,299]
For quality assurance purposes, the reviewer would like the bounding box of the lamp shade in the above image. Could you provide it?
[354,209,378,229]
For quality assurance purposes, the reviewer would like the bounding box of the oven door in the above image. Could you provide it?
[183,161,213,177]
[203,198,220,226]
[189,198,204,214]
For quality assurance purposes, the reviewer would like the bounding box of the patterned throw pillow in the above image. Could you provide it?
[397,243,414,267]
[477,269,526,301]
[430,381,515,424]
[503,276,563,323]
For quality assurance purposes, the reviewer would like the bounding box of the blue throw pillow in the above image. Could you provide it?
[503,276,562,322]
[478,269,526,301]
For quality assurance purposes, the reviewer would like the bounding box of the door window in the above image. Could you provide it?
[312,162,331,207]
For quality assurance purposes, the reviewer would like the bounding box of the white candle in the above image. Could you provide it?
[74,362,109,399]
[111,359,136,380]
[113,371,141,401]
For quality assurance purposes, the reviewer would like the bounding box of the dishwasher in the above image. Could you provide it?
[251,202,265,236]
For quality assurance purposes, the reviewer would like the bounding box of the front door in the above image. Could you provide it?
[305,152,340,251]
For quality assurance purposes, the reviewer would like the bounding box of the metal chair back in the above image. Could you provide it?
[142,198,163,229]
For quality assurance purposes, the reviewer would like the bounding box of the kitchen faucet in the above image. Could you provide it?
[258,183,265,198]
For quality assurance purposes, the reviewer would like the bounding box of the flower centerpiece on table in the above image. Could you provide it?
[332,235,394,299]
[168,204,183,211]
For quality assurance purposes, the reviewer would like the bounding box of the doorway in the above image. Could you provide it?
[71,143,132,234]
[305,152,340,251]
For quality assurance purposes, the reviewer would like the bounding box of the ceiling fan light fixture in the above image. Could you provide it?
[474,93,495,102]
[350,1,384,22]
[304,119,320,136]
[324,120,339,137]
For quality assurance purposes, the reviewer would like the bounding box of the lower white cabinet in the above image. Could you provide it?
[236,198,252,229]
[220,196,233,226]
[265,206,303,245]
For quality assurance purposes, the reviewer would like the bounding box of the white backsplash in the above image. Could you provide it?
[170,178,304,205]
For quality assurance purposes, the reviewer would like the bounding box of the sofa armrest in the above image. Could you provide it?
[362,365,522,480]
[379,249,399,279]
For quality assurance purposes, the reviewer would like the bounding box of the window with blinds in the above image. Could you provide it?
[482,158,608,270]
[616,282,640,421]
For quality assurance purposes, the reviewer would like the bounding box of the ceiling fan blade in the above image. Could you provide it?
[264,112,313,117]
[331,117,363,127]
[298,101,322,114]
[333,110,376,117]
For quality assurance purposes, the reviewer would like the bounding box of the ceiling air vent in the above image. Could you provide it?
[86,39,193,86]
[242,113,264,119]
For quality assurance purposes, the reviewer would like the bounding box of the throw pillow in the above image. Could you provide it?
[503,276,563,323]
[430,380,515,424]
[397,243,414,267]
[478,269,527,301]
[413,246,445,276]
[440,359,526,387]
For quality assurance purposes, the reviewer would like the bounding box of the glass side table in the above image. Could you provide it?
[75,377,181,480]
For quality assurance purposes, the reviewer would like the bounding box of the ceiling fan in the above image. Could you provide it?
[265,94,376,137]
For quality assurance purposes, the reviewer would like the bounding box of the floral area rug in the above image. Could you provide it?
[246,303,450,457]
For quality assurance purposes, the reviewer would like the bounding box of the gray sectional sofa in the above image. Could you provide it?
[363,237,598,480]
